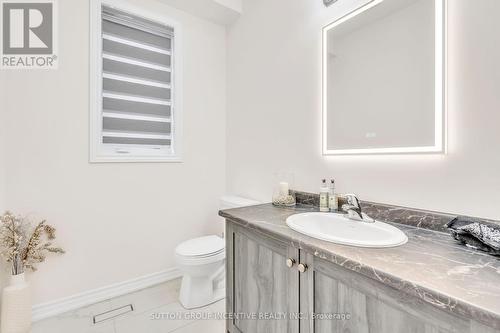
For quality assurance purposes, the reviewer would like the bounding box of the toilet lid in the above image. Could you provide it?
[175,235,225,257]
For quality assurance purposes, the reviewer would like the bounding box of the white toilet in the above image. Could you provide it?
[175,195,261,309]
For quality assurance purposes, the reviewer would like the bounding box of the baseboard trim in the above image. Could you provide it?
[32,267,182,322]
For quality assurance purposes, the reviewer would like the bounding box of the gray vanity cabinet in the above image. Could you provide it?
[226,222,300,333]
[226,220,497,333]
[299,252,472,333]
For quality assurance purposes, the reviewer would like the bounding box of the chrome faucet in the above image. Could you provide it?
[341,194,373,222]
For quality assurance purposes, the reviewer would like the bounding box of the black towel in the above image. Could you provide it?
[447,216,500,256]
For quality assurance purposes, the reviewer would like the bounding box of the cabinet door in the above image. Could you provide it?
[299,253,472,333]
[226,221,299,333]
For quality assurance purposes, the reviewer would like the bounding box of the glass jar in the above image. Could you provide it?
[272,172,296,207]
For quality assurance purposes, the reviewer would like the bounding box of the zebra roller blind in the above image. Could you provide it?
[100,6,175,156]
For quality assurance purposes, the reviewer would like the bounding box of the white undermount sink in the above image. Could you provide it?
[286,212,408,248]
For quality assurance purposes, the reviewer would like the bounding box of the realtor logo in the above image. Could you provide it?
[1,0,57,69]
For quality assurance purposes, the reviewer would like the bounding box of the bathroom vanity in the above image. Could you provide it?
[220,203,500,333]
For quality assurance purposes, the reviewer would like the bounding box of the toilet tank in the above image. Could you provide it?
[220,195,261,210]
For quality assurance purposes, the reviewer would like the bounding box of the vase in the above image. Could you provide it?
[0,273,31,333]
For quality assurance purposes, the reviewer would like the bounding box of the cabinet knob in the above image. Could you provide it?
[286,258,296,268]
[297,263,308,273]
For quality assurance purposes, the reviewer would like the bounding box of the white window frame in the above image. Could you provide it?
[90,0,183,163]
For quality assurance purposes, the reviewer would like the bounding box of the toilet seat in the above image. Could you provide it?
[175,235,225,257]
[182,248,224,259]
[176,250,225,266]
[175,235,225,265]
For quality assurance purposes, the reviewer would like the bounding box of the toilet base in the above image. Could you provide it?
[179,274,225,309]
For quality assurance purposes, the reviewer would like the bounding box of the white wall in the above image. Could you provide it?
[227,0,500,220]
[0,72,5,213]
[2,0,226,305]
[0,52,7,304]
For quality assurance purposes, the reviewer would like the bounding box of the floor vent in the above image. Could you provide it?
[93,304,134,324]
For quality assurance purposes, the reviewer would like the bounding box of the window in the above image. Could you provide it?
[90,1,182,162]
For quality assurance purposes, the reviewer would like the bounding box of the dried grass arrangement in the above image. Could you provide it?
[0,212,65,275]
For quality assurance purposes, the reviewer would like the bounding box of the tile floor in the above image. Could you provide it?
[32,279,225,333]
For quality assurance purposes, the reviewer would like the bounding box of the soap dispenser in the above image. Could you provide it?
[328,179,338,211]
[319,179,329,212]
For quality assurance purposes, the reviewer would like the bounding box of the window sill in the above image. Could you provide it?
[89,155,183,163]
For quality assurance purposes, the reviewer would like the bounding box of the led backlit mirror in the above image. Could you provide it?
[323,0,446,155]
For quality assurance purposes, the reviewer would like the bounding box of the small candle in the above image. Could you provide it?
[279,182,289,196]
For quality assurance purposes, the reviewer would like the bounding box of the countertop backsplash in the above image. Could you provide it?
[290,190,499,233]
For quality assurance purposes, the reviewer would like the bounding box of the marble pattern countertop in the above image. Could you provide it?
[219,203,500,330]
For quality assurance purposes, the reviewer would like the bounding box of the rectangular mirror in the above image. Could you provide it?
[322,0,446,155]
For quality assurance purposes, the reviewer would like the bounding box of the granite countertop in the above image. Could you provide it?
[219,203,500,330]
